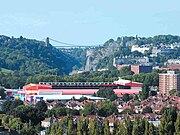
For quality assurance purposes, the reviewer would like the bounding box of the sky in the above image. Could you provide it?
[0,0,180,45]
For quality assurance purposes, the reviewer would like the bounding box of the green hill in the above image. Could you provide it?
[0,35,80,75]
[90,35,180,69]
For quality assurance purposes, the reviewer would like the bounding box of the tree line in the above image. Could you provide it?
[0,95,179,135]
[0,68,159,90]
[46,108,180,135]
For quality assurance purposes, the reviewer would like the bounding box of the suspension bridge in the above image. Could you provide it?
[43,37,104,48]
[42,37,106,72]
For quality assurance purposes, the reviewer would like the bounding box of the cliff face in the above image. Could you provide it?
[91,41,119,68]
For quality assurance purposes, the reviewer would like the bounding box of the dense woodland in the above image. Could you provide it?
[0,35,80,76]
[116,34,180,45]
[66,48,87,66]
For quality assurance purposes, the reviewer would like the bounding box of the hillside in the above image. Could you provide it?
[90,35,180,69]
[0,35,80,75]
[62,35,180,70]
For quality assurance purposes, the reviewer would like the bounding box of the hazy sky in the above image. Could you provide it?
[0,0,180,45]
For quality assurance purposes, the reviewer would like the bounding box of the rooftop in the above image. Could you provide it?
[32,94,106,101]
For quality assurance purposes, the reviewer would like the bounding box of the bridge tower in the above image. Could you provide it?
[45,37,50,46]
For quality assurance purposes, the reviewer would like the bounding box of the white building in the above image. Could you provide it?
[131,45,149,54]
[113,56,150,67]
[167,59,180,64]
[150,47,161,57]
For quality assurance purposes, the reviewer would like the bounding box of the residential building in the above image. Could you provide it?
[116,65,130,70]
[113,57,150,67]
[131,65,153,74]
[160,49,176,55]
[131,45,149,54]
[150,47,161,57]
[167,59,180,65]
[169,64,180,70]
[41,116,56,128]
[159,71,180,95]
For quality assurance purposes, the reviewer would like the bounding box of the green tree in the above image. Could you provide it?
[120,109,136,115]
[122,72,159,86]
[89,119,99,135]
[132,117,139,135]
[122,93,131,102]
[2,101,12,113]
[82,118,89,135]
[169,89,177,96]
[139,118,145,135]
[10,100,23,111]
[80,103,96,116]
[98,100,118,117]
[13,105,28,122]
[61,116,69,135]
[35,100,47,112]
[96,87,117,101]
[113,121,118,135]
[174,114,180,135]
[50,124,56,135]
[46,106,67,117]
[149,123,155,135]
[46,126,51,135]
[20,123,36,135]
[8,117,21,130]
[35,123,44,133]
[133,94,139,100]
[115,121,126,135]
[0,87,6,99]
[120,66,134,76]
[103,119,110,135]
[77,118,83,135]
[131,51,143,57]
[54,121,63,135]
[66,108,80,116]
[144,120,149,135]
[2,100,24,115]
[67,119,74,135]
[12,105,44,126]
[142,106,153,114]
[159,107,177,135]
[79,96,88,102]
[140,83,150,100]
[159,113,168,135]
[125,117,133,135]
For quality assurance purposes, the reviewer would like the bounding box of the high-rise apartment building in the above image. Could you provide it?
[159,71,180,95]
